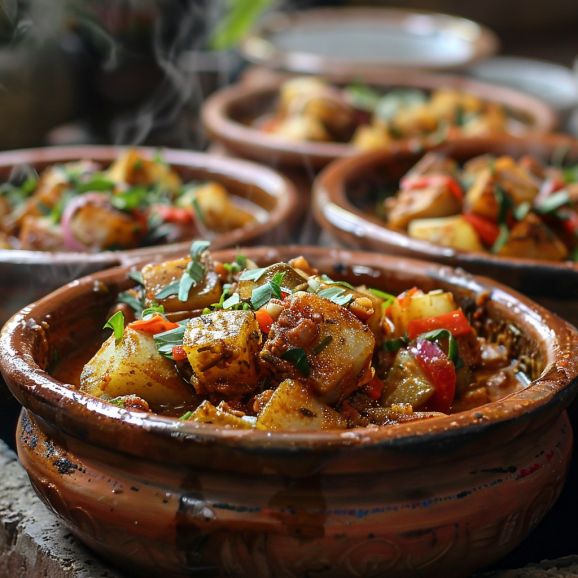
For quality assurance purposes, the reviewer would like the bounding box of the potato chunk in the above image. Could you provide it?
[385,184,461,229]
[408,215,483,252]
[498,213,569,261]
[182,310,261,396]
[260,292,375,405]
[389,290,458,338]
[193,182,254,232]
[238,262,308,301]
[257,379,347,430]
[381,349,435,408]
[142,252,221,312]
[80,327,195,407]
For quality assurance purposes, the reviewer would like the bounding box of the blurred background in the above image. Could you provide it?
[1,0,577,152]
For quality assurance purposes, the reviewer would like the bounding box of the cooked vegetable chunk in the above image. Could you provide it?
[260,292,375,405]
[408,215,484,252]
[142,252,221,312]
[238,262,308,301]
[183,310,262,396]
[256,379,347,430]
[80,327,196,406]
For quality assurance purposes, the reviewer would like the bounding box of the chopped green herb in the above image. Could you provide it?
[191,197,205,224]
[572,247,578,262]
[179,411,193,421]
[383,337,407,352]
[128,270,144,285]
[110,186,147,211]
[239,267,267,281]
[154,322,189,359]
[234,254,247,268]
[117,291,144,315]
[155,279,181,300]
[104,311,125,342]
[190,239,210,260]
[76,176,115,194]
[320,274,355,290]
[536,190,570,214]
[280,347,310,377]
[109,398,125,408]
[141,303,165,319]
[344,83,382,112]
[317,286,353,306]
[514,201,532,221]
[369,288,396,307]
[563,165,578,183]
[223,292,240,309]
[313,335,333,354]
[491,223,510,254]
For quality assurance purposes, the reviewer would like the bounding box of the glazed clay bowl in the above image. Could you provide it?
[313,134,578,310]
[2,246,578,578]
[0,146,299,329]
[201,71,558,171]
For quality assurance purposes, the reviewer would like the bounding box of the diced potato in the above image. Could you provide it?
[80,327,196,407]
[260,292,375,405]
[498,213,569,261]
[19,216,64,251]
[303,95,357,141]
[279,76,328,114]
[351,123,392,150]
[256,379,346,430]
[188,400,254,429]
[193,182,254,232]
[270,115,331,142]
[429,89,484,119]
[408,215,484,252]
[390,103,438,138]
[70,203,142,251]
[462,103,507,136]
[183,310,261,396]
[464,168,499,220]
[493,156,540,204]
[381,349,435,409]
[142,252,221,312]
[238,262,308,301]
[107,149,180,193]
[385,184,462,229]
[389,290,458,338]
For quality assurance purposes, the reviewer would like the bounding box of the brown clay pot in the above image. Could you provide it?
[0,146,299,330]
[201,71,558,172]
[313,134,578,324]
[1,246,577,578]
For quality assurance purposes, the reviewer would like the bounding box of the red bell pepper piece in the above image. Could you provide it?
[172,345,188,361]
[410,339,456,414]
[154,205,195,224]
[462,213,500,247]
[408,310,472,341]
[362,375,384,401]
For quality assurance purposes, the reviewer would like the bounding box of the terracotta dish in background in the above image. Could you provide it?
[313,134,578,321]
[0,146,299,329]
[1,246,577,578]
[201,71,558,172]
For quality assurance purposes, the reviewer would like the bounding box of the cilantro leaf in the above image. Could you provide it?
[280,347,310,377]
[104,311,125,342]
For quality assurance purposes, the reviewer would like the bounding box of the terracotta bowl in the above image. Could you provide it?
[0,146,299,329]
[1,246,578,578]
[201,71,558,171]
[313,134,578,308]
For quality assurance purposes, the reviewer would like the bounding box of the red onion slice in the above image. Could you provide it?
[60,193,111,253]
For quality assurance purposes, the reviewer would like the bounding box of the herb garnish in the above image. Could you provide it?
[117,291,144,315]
[317,286,353,306]
[535,190,570,214]
[250,271,285,309]
[383,336,407,352]
[104,311,125,342]
[280,347,310,377]
[412,328,464,369]
[313,335,332,354]
[128,270,144,285]
[369,288,396,308]
[179,411,193,421]
[154,320,189,359]
[142,303,165,319]
[239,267,267,281]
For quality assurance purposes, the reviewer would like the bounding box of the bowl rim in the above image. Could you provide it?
[201,71,559,169]
[0,145,300,267]
[240,6,499,73]
[2,245,577,454]
[312,133,578,276]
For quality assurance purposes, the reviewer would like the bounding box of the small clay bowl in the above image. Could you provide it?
[201,71,558,171]
[313,134,578,310]
[0,146,299,329]
[1,246,577,578]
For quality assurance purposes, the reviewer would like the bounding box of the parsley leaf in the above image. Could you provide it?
[190,240,210,259]
[128,270,144,285]
[104,311,125,342]
[281,347,310,377]
[155,279,181,300]
[117,291,144,315]
[142,303,165,319]
[239,267,267,281]
[154,321,189,359]
[317,286,353,306]
[250,272,285,309]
